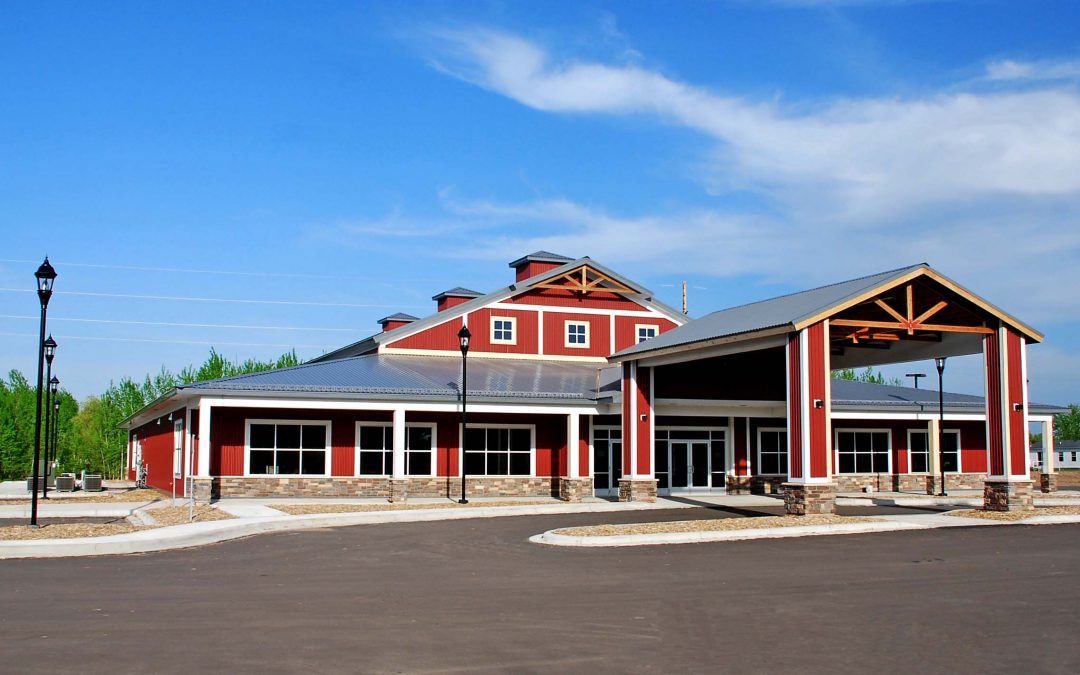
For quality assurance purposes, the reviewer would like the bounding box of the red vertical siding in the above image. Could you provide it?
[543,311,611,358]
[806,322,829,479]
[468,308,539,354]
[635,367,652,476]
[1006,329,1027,477]
[579,415,591,477]
[984,330,1004,476]
[787,333,803,480]
[515,261,564,281]
[613,316,679,352]
[131,408,186,494]
[190,409,199,480]
[386,317,464,351]
[622,363,633,476]
[733,417,749,476]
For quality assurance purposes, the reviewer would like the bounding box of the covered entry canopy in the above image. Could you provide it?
[612,263,1042,369]
[610,263,1044,513]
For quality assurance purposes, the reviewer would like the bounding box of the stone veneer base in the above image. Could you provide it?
[783,482,837,516]
[558,478,593,502]
[1038,473,1058,494]
[210,476,559,499]
[983,480,1034,512]
[618,479,658,503]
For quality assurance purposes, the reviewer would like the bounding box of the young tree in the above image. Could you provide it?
[1056,404,1080,441]
[833,367,903,386]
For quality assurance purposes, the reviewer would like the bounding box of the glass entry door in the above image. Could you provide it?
[670,441,711,493]
[656,429,726,495]
[592,427,622,497]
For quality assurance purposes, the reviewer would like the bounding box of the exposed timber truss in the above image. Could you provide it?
[531,264,637,295]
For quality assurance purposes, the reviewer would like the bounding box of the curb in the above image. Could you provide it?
[530,513,1080,547]
[0,499,689,560]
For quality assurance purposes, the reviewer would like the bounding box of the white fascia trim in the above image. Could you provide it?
[192,396,602,417]
[831,411,986,421]
[380,347,608,363]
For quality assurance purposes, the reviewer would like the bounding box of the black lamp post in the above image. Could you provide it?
[49,376,60,487]
[30,257,57,527]
[457,325,471,504]
[42,336,57,500]
[935,357,947,497]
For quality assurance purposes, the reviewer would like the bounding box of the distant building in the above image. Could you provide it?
[1031,440,1080,469]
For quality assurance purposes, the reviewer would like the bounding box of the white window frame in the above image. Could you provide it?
[834,428,892,475]
[635,323,660,343]
[173,419,184,479]
[490,316,517,345]
[756,427,788,476]
[907,429,930,474]
[460,423,536,477]
[353,421,437,477]
[245,419,332,477]
[941,429,962,474]
[564,320,590,349]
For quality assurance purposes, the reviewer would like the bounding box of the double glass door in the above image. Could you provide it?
[655,429,726,495]
[592,427,622,497]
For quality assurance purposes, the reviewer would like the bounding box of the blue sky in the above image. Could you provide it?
[1,0,1078,406]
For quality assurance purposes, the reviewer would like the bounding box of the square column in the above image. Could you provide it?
[619,362,657,502]
[783,322,836,515]
[926,418,942,495]
[1039,418,1057,493]
[982,326,1034,511]
[389,408,408,502]
[192,399,215,503]
[559,412,591,501]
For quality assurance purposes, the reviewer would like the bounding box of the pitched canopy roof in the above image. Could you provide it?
[612,263,1042,362]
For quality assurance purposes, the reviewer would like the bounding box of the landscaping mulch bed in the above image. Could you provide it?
[3,488,163,504]
[0,505,233,540]
[555,514,879,537]
[946,505,1080,521]
[274,501,552,515]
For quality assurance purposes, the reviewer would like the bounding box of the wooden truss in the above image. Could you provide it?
[532,264,636,295]
[831,283,992,346]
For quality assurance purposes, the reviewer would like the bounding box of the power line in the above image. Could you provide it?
[0,314,365,332]
[0,287,425,309]
[0,332,333,349]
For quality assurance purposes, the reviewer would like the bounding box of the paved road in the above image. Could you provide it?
[1,509,1076,675]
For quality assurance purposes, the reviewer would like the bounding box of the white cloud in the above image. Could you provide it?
[986,58,1080,82]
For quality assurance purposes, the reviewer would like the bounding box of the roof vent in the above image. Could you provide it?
[378,313,420,332]
[508,251,574,282]
[432,287,482,312]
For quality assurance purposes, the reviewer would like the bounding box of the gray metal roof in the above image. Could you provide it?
[508,251,574,267]
[613,265,926,360]
[180,353,622,402]
[431,287,482,301]
[378,312,420,323]
[1032,440,1080,451]
[831,379,1066,414]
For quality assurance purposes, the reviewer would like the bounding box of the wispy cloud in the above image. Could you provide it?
[985,58,1080,82]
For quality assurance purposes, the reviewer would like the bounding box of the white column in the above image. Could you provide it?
[567,413,580,479]
[184,407,194,496]
[1043,418,1056,474]
[927,417,941,479]
[197,399,212,477]
[392,408,406,480]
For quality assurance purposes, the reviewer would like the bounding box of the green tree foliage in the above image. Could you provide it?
[1056,404,1080,441]
[0,348,300,479]
[833,367,903,386]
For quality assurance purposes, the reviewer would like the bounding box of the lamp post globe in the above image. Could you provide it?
[457,325,471,504]
[30,257,57,527]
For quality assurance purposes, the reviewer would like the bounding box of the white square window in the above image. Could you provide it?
[565,321,589,348]
[636,324,659,343]
[491,316,516,345]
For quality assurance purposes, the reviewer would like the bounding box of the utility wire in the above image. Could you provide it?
[0,314,364,332]
[0,332,333,349]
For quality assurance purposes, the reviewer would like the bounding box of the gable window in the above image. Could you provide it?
[356,423,436,476]
[908,430,929,473]
[565,321,589,348]
[247,420,329,476]
[464,426,532,476]
[836,430,890,474]
[491,316,516,345]
[757,428,788,475]
[636,324,659,343]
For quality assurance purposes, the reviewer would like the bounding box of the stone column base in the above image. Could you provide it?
[783,482,836,516]
[983,480,1033,512]
[558,477,593,502]
[1039,473,1058,494]
[388,479,409,503]
[190,477,217,504]
[726,475,753,494]
[618,478,657,503]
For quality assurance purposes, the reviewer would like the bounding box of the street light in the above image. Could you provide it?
[49,376,60,488]
[935,357,947,497]
[905,373,926,389]
[42,336,57,500]
[457,324,471,505]
[30,257,57,528]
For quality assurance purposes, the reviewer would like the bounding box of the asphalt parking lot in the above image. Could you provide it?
[1,508,1077,674]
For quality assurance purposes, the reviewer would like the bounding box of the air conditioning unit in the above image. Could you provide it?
[55,474,76,492]
[83,473,104,492]
[26,476,45,492]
